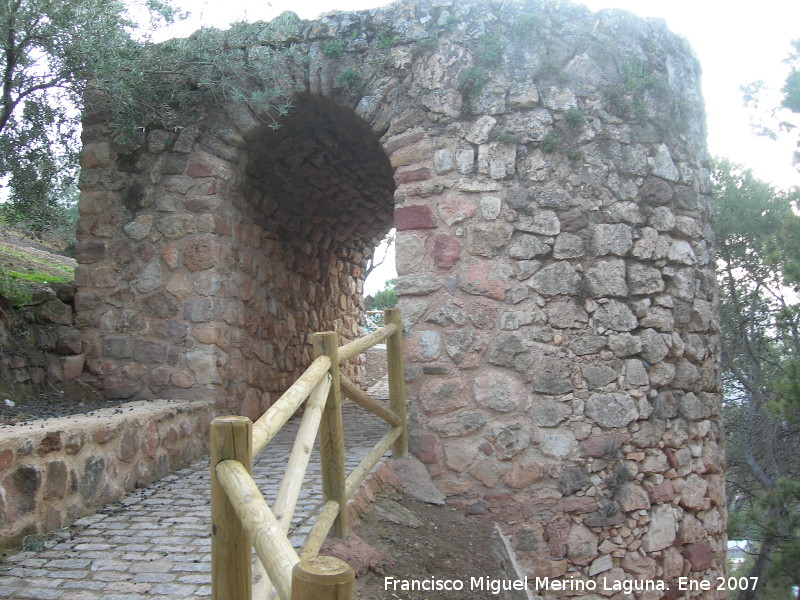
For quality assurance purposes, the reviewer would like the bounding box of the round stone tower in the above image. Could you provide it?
[76,0,724,593]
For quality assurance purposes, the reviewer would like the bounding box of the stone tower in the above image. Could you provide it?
[76,0,725,593]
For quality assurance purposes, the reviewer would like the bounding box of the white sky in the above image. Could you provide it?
[157,0,800,294]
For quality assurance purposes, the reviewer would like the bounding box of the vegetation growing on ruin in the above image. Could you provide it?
[457,66,489,99]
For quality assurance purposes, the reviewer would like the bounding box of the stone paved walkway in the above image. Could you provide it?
[0,377,391,600]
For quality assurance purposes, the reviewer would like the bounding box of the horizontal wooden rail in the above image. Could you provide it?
[216,459,299,600]
[253,375,331,600]
[344,426,402,500]
[211,308,406,600]
[339,374,401,427]
[300,500,341,560]
[252,355,331,456]
[337,323,397,363]
[274,375,331,524]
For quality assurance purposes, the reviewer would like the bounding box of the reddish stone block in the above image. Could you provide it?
[141,421,158,459]
[74,241,106,264]
[61,355,85,382]
[438,195,476,226]
[460,260,508,300]
[0,449,13,473]
[37,431,63,456]
[89,214,116,238]
[505,462,545,489]
[136,241,156,262]
[563,495,598,513]
[182,236,220,272]
[171,369,195,388]
[384,130,425,155]
[410,432,438,464]
[545,518,570,558]
[432,234,460,269]
[682,540,712,571]
[162,244,180,268]
[92,425,116,445]
[119,427,138,463]
[164,426,180,447]
[395,205,437,231]
[394,167,432,186]
[649,480,675,504]
[665,447,679,470]
[579,433,630,458]
[186,151,234,180]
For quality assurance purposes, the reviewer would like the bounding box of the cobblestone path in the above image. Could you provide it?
[0,378,390,599]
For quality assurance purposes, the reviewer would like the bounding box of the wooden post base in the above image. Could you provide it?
[291,556,354,600]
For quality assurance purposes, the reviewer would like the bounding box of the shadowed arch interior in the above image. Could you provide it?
[234,94,395,399]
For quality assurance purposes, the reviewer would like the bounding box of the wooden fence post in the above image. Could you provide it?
[211,416,253,600]
[313,331,348,538]
[384,308,408,458]
[292,556,354,600]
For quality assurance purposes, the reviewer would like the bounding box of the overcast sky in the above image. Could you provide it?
[157,0,800,293]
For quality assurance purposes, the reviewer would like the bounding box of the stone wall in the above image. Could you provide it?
[0,400,212,550]
[77,96,392,416]
[75,0,725,595]
[0,284,85,388]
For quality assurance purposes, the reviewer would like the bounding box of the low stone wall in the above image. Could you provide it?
[0,399,213,551]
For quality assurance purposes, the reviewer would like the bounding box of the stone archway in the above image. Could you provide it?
[76,0,726,593]
[78,92,395,414]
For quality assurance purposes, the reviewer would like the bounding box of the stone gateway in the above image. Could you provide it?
[76,0,725,594]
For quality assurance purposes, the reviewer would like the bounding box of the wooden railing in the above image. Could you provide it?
[210,308,407,600]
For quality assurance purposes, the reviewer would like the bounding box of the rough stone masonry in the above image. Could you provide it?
[75,0,725,595]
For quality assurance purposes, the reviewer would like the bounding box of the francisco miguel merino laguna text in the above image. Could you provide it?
[384,575,674,595]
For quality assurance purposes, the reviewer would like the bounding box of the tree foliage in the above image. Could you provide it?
[0,0,181,235]
[367,278,397,312]
[89,13,301,143]
[0,0,302,236]
[743,38,800,171]
[713,158,800,599]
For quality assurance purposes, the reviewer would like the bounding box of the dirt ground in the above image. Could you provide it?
[0,230,75,281]
[322,494,523,600]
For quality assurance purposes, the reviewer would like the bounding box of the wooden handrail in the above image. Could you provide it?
[299,500,340,560]
[211,308,407,600]
[344,426,402,500]
[339,374,402,427]
[337,323,397,363]
[253,375,331,600]
[216,459,299,600]
[252,355,331,456]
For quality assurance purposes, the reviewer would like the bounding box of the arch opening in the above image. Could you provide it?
[231,94,395,411]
